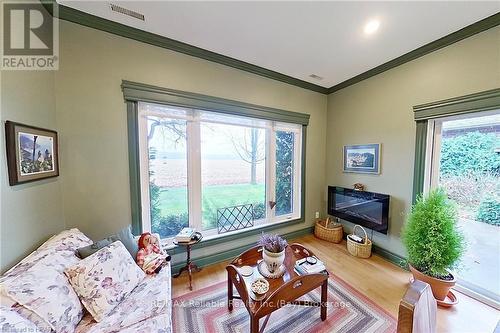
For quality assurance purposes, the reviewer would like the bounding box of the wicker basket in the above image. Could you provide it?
[347,225,372,258]
[314,217,343,243]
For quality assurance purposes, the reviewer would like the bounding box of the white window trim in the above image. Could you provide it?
[137,102,303,241]
[138,112,151,233]
[422,109,500,308]
[423,109,499,194]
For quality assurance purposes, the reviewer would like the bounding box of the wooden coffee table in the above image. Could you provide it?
[226,243,329,333]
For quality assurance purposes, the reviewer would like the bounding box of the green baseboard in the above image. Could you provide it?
[170,226,314,273]
[372,244,408,270]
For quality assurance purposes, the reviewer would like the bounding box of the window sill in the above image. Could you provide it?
[161,217,305,255]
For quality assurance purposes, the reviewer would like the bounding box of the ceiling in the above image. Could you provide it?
[59,1,499,88]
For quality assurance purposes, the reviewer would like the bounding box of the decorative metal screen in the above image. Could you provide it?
[217,204,254,234]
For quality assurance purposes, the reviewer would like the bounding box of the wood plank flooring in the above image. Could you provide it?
[172,234,500,333]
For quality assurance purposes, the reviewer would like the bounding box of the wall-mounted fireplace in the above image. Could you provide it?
[327,186,389,234]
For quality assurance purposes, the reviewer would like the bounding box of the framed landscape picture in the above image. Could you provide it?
[5,121,59,185]
[343,143,381,174]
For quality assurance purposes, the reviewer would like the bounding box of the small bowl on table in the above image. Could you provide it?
[250,277,269,299]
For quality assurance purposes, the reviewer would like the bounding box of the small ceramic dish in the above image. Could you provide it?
[239,265,253,277]
[250,278,269,296]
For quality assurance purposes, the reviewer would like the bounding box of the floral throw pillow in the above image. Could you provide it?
[1,265,83,333]
[1,228,92,283]
[65,241,145,322]
[0,305,39,332]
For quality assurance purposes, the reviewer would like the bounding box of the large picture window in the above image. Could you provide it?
[137,102,303,239]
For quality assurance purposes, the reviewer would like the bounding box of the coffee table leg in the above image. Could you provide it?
[321,280,327,321]
[250,316,259,333]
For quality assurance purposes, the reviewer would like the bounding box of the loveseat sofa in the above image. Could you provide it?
[0,228,172,333]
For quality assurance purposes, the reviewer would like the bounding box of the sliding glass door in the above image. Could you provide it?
[425,110,500,305]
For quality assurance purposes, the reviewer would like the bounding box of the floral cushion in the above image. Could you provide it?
[1,264,83,333]
[0,228,92,283]
[74,265,171,333]
[0,305,39,332]
[65,241,145,322]
[11,303,52,333]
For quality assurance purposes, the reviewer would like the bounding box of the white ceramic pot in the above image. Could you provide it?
[262,247,285,273]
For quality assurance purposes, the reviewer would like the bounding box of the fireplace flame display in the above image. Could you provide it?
[328,186,389,234]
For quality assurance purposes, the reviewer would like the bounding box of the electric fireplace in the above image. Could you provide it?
[327,186,389,234]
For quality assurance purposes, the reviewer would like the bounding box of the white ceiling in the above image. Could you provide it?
[60,1,500,88]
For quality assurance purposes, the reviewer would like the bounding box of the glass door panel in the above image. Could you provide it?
[430,111,500,303]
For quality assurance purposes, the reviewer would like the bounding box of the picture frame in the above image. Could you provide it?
[343,143,381,174]
[5,121,59,185]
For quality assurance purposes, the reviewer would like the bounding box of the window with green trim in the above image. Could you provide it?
[137,102,303,239]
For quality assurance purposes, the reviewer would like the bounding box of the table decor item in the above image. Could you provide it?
[294,256,327,275]
[239,265,253,277]
[353,183,365,191]
[314,217,343,243]
[258,233,288,274]
[250,278,269,296]
[257,260,286,278]
[347,225,372,258]
[175,228,195,243]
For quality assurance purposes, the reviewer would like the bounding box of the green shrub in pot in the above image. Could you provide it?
[402,188,465,301]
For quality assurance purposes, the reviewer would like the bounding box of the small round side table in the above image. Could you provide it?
[172,235,203,290]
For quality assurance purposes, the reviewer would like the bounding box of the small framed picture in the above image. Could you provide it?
[5,121,59,185]
[343,143,381,174]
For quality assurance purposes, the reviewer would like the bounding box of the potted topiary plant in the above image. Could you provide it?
[258,233,288,274]
[402,188,465,303]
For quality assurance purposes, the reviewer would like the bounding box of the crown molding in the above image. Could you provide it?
[42,1,500,96]
[328,12,500,94]
[41,0,328,94]
[413,88,500,120]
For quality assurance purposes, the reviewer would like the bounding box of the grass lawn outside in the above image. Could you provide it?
[158,183,266,227]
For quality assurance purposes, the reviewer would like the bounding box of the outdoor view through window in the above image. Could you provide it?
[139,102,302,240]
[432,111,499,302]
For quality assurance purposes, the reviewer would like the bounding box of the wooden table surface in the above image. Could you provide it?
[227,244,329,333]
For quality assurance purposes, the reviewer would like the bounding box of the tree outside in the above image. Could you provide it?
[147,117,296,239]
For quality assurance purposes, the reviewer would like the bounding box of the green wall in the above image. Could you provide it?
[0,71,66,273]
[326,26,500,257]
[1,18,498,272]
[54,21,327,266]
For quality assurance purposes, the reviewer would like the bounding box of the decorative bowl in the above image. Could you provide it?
[250,277,269,295]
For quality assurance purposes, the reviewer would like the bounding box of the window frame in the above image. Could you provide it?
[137,105,303,238]
[411,88,500,308]
[122,80,309,240]
[412,88,500,202]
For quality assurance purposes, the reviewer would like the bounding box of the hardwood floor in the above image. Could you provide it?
[172,234,500,333]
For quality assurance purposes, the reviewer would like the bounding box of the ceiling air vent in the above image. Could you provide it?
[110,3,145,21]
[309,74,324,81]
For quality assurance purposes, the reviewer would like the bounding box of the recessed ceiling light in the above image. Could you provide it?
[364,19,380,35]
